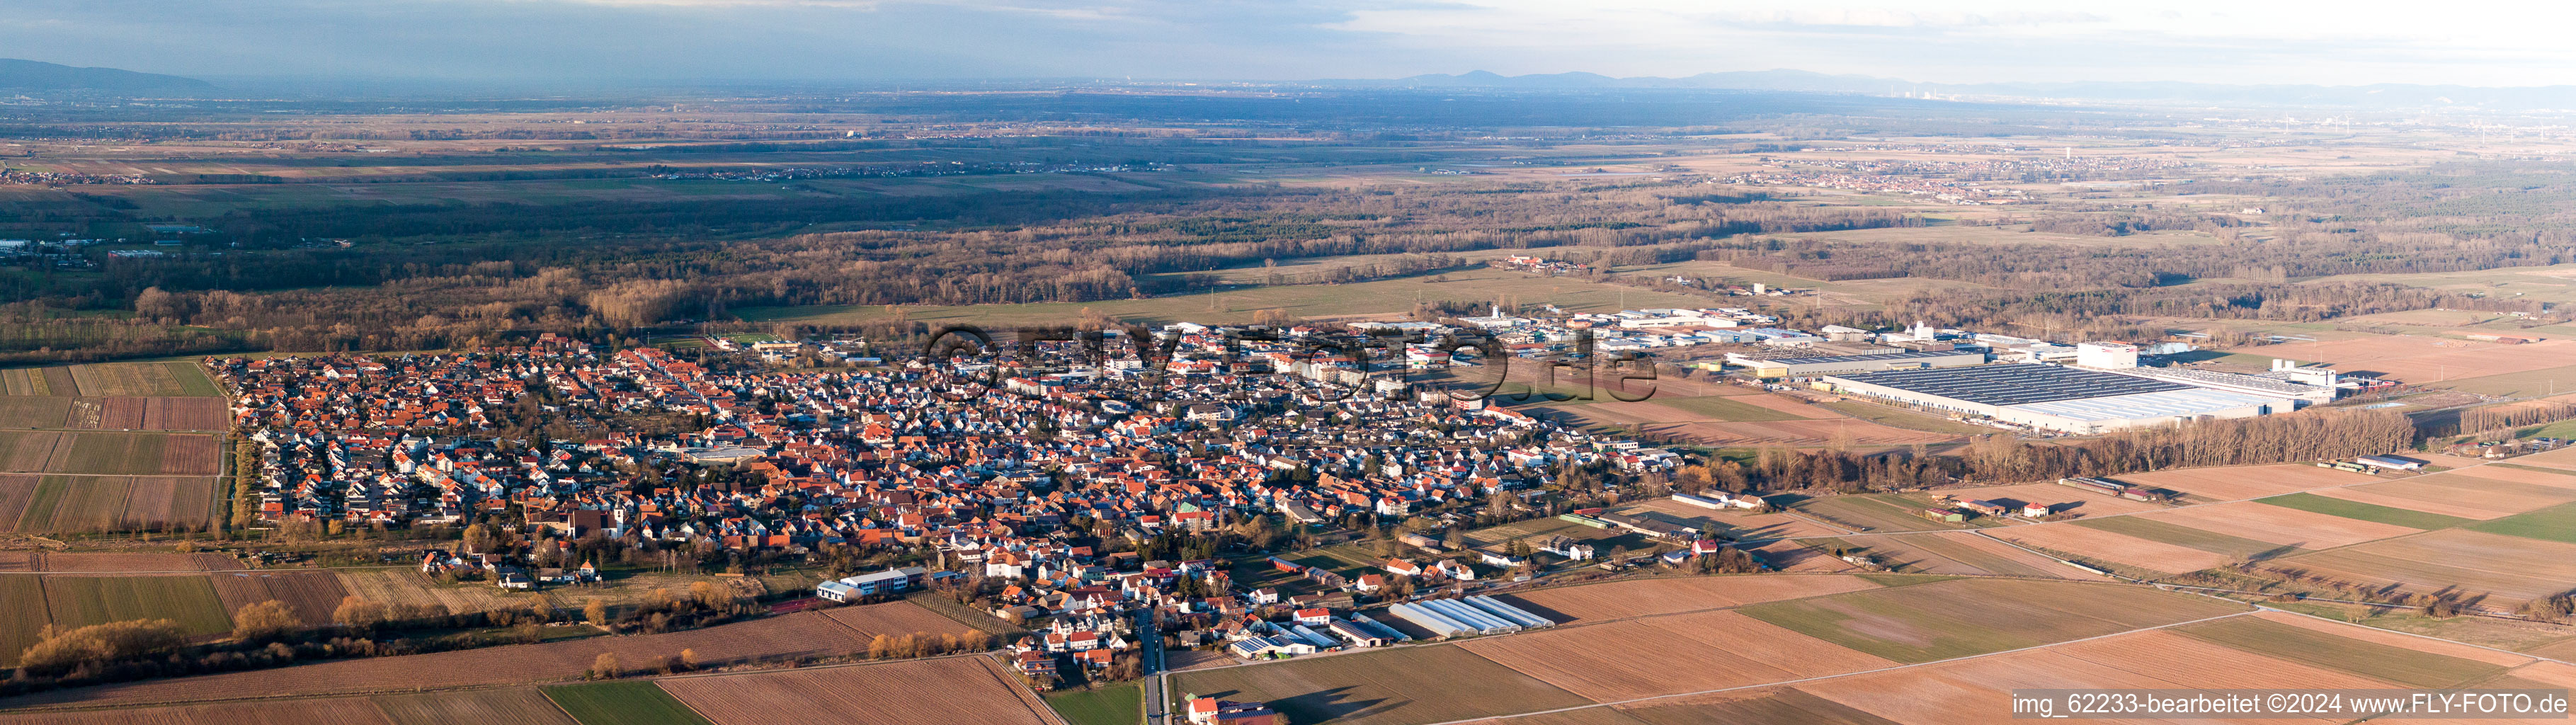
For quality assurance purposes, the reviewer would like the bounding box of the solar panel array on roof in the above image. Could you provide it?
[1830,365,2191,406]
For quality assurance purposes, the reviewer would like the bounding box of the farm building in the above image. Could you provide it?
[2356,455,2426,471]
[1821,364,2295,434]
[1187,697,1282,725]
[1726,349,1987,377]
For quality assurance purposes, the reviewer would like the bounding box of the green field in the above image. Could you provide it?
[0,576,47,666]
[40,575,233,635]
[736,267,1714,328]
[2070,515,2289,559]
[2441,364,2576,397]
[62,432,172,476]
[2468,501,2576,544]
[1796,494,1975,532]
[1736,578,2247,663]
[542,681,714,725]
[2257,492,2475,530]
[1047,681,1144,725]
[2175,617,2509,688]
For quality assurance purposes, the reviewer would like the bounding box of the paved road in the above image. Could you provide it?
[1137,607,1167,725]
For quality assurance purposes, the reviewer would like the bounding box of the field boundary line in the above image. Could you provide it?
[1418,610,2259,725]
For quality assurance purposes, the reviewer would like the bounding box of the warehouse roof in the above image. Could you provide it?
[2006,387,2286,422]
[1745,350,1982,366]
[1829,364,2189,406]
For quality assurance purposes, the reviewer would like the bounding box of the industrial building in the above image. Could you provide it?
[1726,349,1987,377]
[1821,364,2295,434]
[2114,366,2336,405]
[2075,342,2138,370]
[1386,597,1555,637]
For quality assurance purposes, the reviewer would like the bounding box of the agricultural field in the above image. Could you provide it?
[2256,491,2477,530]
[0,367,78,396]
[2309,469,2576,520]
[0,697,406,724]
[2173,614,2522,687]
[39,575,235,635]
[1828,531,2075,578]
[1046,681,1143,725]
[1603,499,1846,541]
[2103,462,2379,502]
[2513,444,2576,472]
[4,475,224,533]
[2469,501,2576,544]
[815,600,991,639]
[64,397,229,432]
[372,689,580,725]
[1904,481,2168,518]
[1791,627,2401,724]
[2267,528,2576,606]
[21,552,238,572]
[1735,578,2249,663]
[0,610,877,709]
[63,362,225,398]
[209,570,354,627]
[1459,609,1895,701]
[542,681,712,725]
[0,576,47,667]
[2128,501,2422,549]
[334,567,549,615]
[2065,515,2289,559]
[1499,574,1881,623]
[2229,335,2576,386]
[1607,688,1903,725]
[659,656,1063,725]
[1170,644,1591,725]
[1792,494,1979,532]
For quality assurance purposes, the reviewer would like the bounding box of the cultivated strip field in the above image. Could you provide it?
[0,432,220,476]
[64,363,224,398]
[1500,574,1881,623]
[371,689,579,725]
[542,681,712,725]
[0,610,877,709]
[816,600,988,639]
[1459,610,1895,701]
[3,475,223,533]
[209,571,354,627]
[333,568,533,615]
[1840,532,2076,578]
[2132,501,2423,549]
[64,397,228,432]
[1170,644,1592,725]
[0,697,402,724]
[659,655,1064,725]
[27,552,239,572]
[2108,463,2380,501]
[1913,482,2168,516]
[2314,472,2576,520]
[0,368,76,396]
[1991,520,2236,574]
[2235,336,2576,384]
[1734,578,2250,663]
[2514,445,2576,472]
[2269,528,2576,605]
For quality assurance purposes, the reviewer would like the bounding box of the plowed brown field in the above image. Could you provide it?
[0,697,398,724]
[371,688,577,725]
[1992,520,2235,574]
[2137,502,2422,549]
[2111,463,2378,501]
[660,656,1062,725]
[1501,574,1880,623]
[210,571,352,626]
[818,600,983,639]
[1461,610,1894,701]
[34,552,239,572]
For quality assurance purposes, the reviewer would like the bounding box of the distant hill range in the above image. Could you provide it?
[1324,69,2576,111]
[0,59,211,93]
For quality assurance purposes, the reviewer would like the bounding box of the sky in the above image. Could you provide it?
[10,0,2576,88]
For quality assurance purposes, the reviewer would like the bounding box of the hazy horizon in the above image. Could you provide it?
[14,0,2576,89]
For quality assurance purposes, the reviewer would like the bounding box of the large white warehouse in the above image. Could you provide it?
[1820,364,2294,434]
